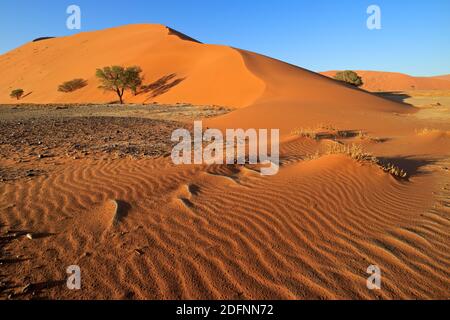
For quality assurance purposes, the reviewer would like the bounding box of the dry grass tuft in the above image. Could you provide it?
[356,130,368,139]
[325,143,376,162]
[305,142,408,180]
[291,127,320,139]
[292,126,384,142]
[356,130,385,143]
[291,124,346,140]
[379,163,408,179]
[415,128,440,136]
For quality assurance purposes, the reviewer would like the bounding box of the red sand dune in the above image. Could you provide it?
[321,70,450,92]
[0,24,264,108]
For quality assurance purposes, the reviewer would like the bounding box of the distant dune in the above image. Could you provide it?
[432,74,450,81]
[321,70,450,92]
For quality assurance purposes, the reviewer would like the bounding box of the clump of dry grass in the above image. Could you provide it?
[291,127,319,139]
[325,143,376,162]
[292,124,344,140]
[355,130,385,143]
[293,126,388,146]
[379,163,408,179]
[317,124,337,131]
[335,130,351,138]
[415,128,440,136]
[305,142,408,180]
[303,151,321,161]
[356,130,368,139]
[370,137,385,143]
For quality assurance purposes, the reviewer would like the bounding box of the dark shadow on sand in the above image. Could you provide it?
[378,156,438,177]
[374,91,413,105]
[140,73,186,101]
[113,200,131,224]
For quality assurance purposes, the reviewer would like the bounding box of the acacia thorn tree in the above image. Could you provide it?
[96,66,143,104]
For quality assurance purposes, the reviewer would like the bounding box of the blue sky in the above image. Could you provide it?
[1,0,449,76]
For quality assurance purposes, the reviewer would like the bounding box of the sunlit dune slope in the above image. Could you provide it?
[206,51,413,136]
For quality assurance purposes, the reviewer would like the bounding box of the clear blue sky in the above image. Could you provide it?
[1,0,449,76]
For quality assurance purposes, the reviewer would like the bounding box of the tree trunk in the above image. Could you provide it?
[116,88,124,104]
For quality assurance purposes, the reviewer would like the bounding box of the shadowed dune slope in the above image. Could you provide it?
[206,51,413,136]
[322,70,450,92]
[0,24,265,107]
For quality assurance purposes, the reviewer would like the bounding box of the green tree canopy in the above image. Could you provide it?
[96,66,143,104]
[10,89,24,100]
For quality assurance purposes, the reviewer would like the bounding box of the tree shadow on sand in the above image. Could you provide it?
[140,73,186,101]
[2,229,55,240]
[0,228,55,266]
[11,280,66,299]
[26,280,66,292]
[21,91,33,99]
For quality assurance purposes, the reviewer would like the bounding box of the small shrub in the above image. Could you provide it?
[58,78,88,93]
[10,89,24,100]
[334,70,364,87]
